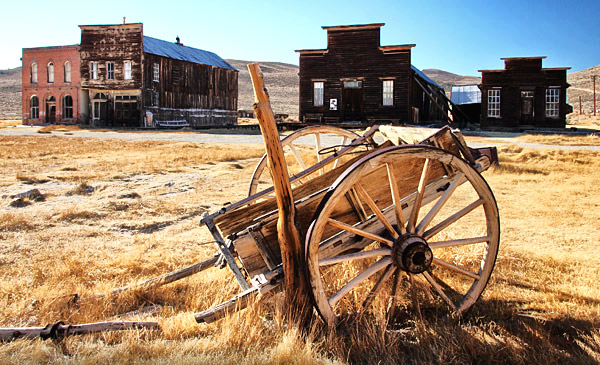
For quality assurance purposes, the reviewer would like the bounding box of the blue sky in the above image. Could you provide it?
[2,0,598,75]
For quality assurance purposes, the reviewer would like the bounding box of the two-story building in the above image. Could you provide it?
[21,45,83,125]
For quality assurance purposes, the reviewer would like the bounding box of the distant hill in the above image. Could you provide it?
[421,69,480,92]
[0,67,21,119]
[567,65,600,113]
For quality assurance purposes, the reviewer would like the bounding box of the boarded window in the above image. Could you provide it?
[172,64,180,85]
[383,80,394,106]
[90,62,98,80]
[30,96,39,119]
[313,81,324,106]
[153,63,160,82]
[64,62,71,83]
[107,62,114,80]
[487,89,501,117]
[545,88,560,117]
[47,63,54,83]
[124,61,132,80]
[31,63,38,83]
[63,95,73,119]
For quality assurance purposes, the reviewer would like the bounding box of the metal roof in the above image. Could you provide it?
[411,65,441,89]
[450,85,481,105]
[143,36,236,71]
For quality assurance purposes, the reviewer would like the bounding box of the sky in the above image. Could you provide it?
[1,0,598,76]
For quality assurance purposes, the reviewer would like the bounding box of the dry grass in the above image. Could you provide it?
[517,133,600,146]
[0,133,599,363]
[0,120,20,128]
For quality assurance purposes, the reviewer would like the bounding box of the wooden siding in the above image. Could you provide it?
[298,27,412,123]
[480,59,569,130]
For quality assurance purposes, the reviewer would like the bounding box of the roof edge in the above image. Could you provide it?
[500,56,547,61]
[295,49,327,54]
[380,45,415,52]
[322,23,385,31]
[79,23,143,28]
[23,44,80,51]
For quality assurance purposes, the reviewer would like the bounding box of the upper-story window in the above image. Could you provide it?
[106,62,114,80]
[31,63,38,84]
[546,87,560,118]
[90,62,98,80]
[153,63,160,82]
[124,61,132,80]
[487,88,501,118]
[47,63,54,83]
[313,81,324,106]
[383,80,394,106]
[64,61,71,83]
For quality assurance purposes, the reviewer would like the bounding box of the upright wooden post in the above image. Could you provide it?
[247,63,312,327]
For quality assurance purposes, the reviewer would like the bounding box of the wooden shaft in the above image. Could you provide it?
[248,63,313,326]
[0,321,158,341]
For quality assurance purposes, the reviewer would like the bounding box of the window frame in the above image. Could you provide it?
[124,61,132,80]
[30,95,39,119]
[90,62,98,80]
[487,88,501,118]
[313,81,324,107]
[545,87,560,118]
[31,63,38,84]
[153,63,160,82]
[64,61,71,83]
[47,62,54,83]
[63,95,73,119]
[382,80,394,106]
[106,62,114,80]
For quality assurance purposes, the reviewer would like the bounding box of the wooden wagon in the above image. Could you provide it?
[0,64,500,340]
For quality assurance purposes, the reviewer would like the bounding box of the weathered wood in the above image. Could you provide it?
[0,321,159,341]
[248,63,313,326]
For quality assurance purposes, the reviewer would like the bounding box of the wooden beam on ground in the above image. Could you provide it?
[248,63,313,327]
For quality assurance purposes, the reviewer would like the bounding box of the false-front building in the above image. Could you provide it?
[79,23,238,127]
[21,45,82,125]
[479,57,570,130]
[296,23,449,124]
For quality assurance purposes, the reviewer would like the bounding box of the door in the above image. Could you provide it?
[343,81,363,121]
[46,96,56,124]
[520,90,534,127]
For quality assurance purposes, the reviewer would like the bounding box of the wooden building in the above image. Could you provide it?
[479,57,571,130]
[21,45,83,125]
[79,23,238,127]
[296,23,451,125]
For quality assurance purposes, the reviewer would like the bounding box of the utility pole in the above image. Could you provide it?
[579,96,582,115]
[593,75,597,116]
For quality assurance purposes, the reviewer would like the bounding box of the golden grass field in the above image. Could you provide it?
[0,129,599,363]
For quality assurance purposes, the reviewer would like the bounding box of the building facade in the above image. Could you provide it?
[79,23,238,127]
[479,57,571,130]
[21,45,83,125]
[296,23,449,124]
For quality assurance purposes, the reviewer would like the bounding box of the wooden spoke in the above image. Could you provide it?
[319,247,390,266]
[315,133,324,175]
[407,158,431,233]
[416,172,465,235]
[423,199,484,240]
[408,274,423,321]
[388,268,403,316]
[362,264,395,310]
[354,183,399,239]
[288,144,307,171]
[422,271,457,311]
[428,235,490,249]
[328,257,392,306]
[386,163,406,235]
[433,258,480,280]
[327,218,394,246]
[333,136,349,169]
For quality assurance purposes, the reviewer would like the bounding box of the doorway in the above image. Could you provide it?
[343,80,363,121]
[45,96,56,124]
[92,93,109,124]
[520,90,534,127]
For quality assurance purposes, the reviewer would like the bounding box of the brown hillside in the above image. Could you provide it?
[421,68,480,92]
[0,67,21,120]
[567,65,600,114]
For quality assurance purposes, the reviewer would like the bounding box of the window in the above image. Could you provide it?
[343,81,362,88]
[153,92,159,106]
[64,62,71,83]
[546,88,560,118]
[153,63,159,82]
[62,95,73,119]
[90,62,98,80]
[47,63,54,83]
[30,96,39,119]
[487,89,501,117]
[31,63,38,83]
[313,81,324,106]
[383,80,394,106]
[172,64,180,85]
[107,62,114,80]
[124,61,132,80]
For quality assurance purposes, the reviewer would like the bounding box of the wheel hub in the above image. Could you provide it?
[392,235,433,274]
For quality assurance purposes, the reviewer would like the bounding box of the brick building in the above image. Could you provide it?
[21,45,84,125]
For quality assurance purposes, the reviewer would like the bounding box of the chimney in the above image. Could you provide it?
[123,17,126,24]
[175,36,182,45]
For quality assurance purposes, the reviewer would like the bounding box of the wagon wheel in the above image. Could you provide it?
[248,126,360,196]
[305,145,500,326]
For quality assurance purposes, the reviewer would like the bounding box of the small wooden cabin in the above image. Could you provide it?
[479,57,570,130]
[79,23,238,127]
[296,23,449,125]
